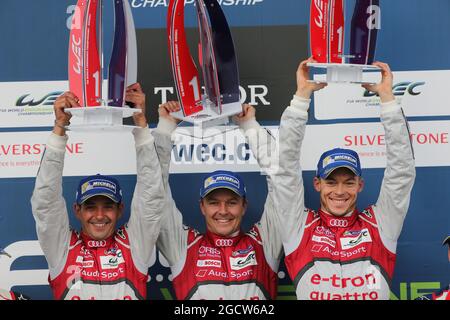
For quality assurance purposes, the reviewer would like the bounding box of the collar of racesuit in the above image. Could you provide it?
[206,230,243,247]
[318,208,359,229]
[80,231,115,249]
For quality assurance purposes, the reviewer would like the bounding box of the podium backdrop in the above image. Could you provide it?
[0,0,449,300]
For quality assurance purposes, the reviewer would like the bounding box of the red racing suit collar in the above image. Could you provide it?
[80,231,114,249]
[205,230,243,247]
[318,209,359,229]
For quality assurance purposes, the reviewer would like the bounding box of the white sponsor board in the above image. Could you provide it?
[0,131,137,178]
[0,120,449,178]
[314,70,450,120]
[0,81,67,128]
[0,80,271,128]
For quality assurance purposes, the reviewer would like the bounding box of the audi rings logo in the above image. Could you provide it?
[215,239,234,247]
[87,240,107,248]
[329,219,348,228]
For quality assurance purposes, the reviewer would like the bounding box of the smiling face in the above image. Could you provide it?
[313,167,364,217]
[200,188,247,237]
[74,195,124,240]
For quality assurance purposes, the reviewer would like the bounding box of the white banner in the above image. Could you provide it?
[0,81,67,128]
[314,70,450,120]
[0,120,448,178]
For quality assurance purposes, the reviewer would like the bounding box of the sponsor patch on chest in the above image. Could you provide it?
[76,255,95,268]
[100,252,125,270]
[197,259,222,268]
[312,235,336,248]
[229,251,257,270]
[340,228,372,250]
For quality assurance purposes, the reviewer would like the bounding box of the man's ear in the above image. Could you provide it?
[241,198,248,217]
[117,203,125,219]
[199,199,207,218]
[243,198,248,212]
[73,203,82,220]
[313,177,322,192]
[358,177,365,193]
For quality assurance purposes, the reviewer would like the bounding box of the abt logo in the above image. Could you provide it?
[364,82,425,97]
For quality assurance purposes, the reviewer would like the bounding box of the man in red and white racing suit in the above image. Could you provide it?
[152,103,282,300]
[274,59,416,300]
[31,85,165,300]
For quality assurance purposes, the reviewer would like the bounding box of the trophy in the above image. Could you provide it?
[167,0,242,135]
[66,0,140,131]
[308,0,381,84]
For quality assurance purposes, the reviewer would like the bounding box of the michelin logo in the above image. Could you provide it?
[204,175,239,189]
[323,154,357,167]
[82,180,116,194]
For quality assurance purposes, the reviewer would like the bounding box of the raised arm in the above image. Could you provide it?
[233,104,282,265]
[274,58,327,255]
[152,101,189,267]
[30,92,79,279]
[362,63,416,244]
[124,83,167,274]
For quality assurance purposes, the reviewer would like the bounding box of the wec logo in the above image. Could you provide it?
[364,82,425,97]
[71,35,82,75]
[229,251,257,270]
[16,92,63,107]
[314,0,325,28]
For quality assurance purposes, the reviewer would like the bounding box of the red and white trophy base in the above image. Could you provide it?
[171,98,242,138]
[64,106,141,132]
[307,63,380,85]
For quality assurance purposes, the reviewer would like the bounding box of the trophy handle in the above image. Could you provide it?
[310,0,330,63]
[329,0,344,63]
[349,0,380,65]
[108,0,127,107]
[124,0,138,87]
[203,0,241,109]
[168,0,203,117]
[196,0,221,115]
[69,0,101,107]
[310,0,344,64]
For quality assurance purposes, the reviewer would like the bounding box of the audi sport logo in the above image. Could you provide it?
[87,240,107,248]
[215,239,234,247]
[329,219,348,227]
